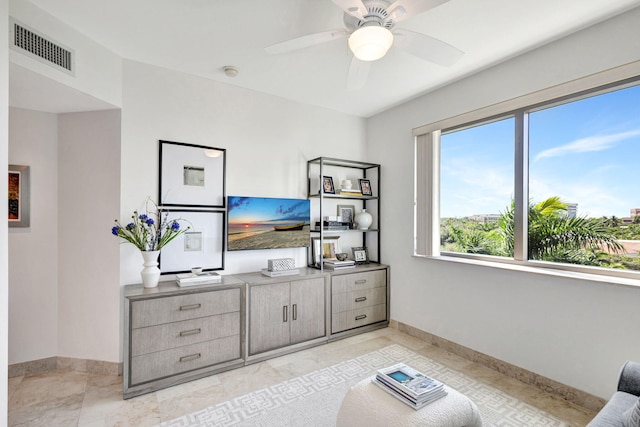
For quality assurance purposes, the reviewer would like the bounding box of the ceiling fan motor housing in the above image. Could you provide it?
[344,0,395,31]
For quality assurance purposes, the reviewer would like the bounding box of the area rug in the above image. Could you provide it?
[159,344,567,426]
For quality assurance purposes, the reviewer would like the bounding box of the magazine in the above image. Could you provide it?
[372,378,447,410]
[376,363,445,400]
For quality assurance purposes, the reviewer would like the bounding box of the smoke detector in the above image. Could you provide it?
[223,66,239,77]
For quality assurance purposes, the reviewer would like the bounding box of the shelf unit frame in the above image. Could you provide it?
[307,157,381,271]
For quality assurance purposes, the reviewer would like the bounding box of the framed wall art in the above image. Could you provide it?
[159,210,225,273]
[8,165,30,227]
[337,204,355,224]
[158,140,226,208]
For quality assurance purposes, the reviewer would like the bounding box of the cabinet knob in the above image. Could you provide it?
[355,279,367,285]
[355,314,367,321]
[179,303,202,311]
[283,305,288,322]
[355,297,367,302]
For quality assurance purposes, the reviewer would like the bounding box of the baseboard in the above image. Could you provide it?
[389,319,606,412]
[8,356,123,378]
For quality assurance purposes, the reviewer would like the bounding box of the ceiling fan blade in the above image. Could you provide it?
[393,29,463,66]
[346,56,371,91]
[385,0,450,23]
[265,29,349,54]
[332,0,368,20]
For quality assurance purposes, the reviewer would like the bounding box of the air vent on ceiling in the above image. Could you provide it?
[10,18,75,75]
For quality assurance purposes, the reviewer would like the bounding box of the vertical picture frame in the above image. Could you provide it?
[322,176,335,194]
[8,165,30,227]
[159,140,226,208]
[359,179,372,196]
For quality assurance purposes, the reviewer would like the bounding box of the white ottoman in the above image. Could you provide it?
[336,376,483,427]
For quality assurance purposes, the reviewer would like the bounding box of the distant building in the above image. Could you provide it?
[566,203,578,219]
[469,214,500,223]
[631,208,640,218]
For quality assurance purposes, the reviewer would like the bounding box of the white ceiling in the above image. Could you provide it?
[14,0,640,117]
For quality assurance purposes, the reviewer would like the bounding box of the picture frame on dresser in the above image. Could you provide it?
[352,246,369,264]
[159,210,225,273]
[158,140,226,208]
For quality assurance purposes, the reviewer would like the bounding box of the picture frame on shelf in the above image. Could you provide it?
[337,204,355,224]
[158,140,226,208]
[359,179,372,196]
[8,164,30,227]
[322,176,335,194]
[352,246,369,264]
[159,210,225,273]
[312,236,342,266]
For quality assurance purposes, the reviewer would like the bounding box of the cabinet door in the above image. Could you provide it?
[290,277,326,345]
[249,282,290,355]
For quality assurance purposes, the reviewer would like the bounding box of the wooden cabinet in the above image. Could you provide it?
[238,270,328,357]
[123,278,245,399]
[330,265,389,336]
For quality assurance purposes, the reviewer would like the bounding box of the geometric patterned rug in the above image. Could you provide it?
[159,344,568,426]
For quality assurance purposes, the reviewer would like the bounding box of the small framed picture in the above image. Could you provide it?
[322,176,335,194]
[352,246,369,264]
[312,236,342,266]
[337,204,355,224]
[359,179,372,196]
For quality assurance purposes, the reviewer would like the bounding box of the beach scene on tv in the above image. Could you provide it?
[227,196,310,251]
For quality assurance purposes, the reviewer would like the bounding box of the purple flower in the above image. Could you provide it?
[145,218,155,226]
[138,214,148,221]
[111,226,120,236]
[126,222,135,229]
[170,221,180,231]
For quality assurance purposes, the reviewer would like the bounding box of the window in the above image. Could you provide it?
[416,77,640,278]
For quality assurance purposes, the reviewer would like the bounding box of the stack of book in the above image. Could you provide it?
[373,363,447,410]
[314,221,350,231]
[339,188,362,196]
[323,259,356,270]
[176,272,222,287]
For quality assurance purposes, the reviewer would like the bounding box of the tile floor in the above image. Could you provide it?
[7,328,597,426]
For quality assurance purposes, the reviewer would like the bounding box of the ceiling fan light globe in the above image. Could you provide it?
[348,26,394,61]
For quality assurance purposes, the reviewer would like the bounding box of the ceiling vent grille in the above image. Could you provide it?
[10,18,75,75]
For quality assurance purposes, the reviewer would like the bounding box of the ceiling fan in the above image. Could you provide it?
[265,0,464,90]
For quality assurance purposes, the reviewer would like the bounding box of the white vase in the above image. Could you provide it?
[140,250,161,288]
[355,209,373,230]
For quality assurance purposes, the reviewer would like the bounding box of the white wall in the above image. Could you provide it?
[2,0,10,421]
[119,60,367,282]
[57,110,121,362]
[367,8,640,399]
[8,108,58,364]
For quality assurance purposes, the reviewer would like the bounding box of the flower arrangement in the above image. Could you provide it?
[111,200,190,251]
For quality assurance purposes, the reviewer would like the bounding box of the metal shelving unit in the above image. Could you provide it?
[307,157,381,271]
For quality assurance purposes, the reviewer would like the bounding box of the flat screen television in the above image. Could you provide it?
[227,196,310,251]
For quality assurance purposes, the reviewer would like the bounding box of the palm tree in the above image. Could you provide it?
[498,196,623,263]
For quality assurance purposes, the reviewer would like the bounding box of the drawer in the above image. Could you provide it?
[332,287,386,314]
[131,288,241,329]
[131,312,240,357]
[130,334,240,385]
[331,303,386,334]
[331,270,386,294]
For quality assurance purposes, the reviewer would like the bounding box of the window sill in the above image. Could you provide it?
[413,253,640,289]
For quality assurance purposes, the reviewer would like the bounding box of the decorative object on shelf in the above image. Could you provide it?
[355,209,373,230]
[268,258,296,271]
[140,251,161,288]
[352,246,370,264]
[8,164,30,227]
[112,199,190,287]
[337,205,355,225]
[341,179,353,190]
[322,176,335,194]
[336,252,349,261]
[359,179,373,196]
[312,236,342,266]
[159,209,226,274]
[158,140,226,208]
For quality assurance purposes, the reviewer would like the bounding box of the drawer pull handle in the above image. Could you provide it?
[292,304,298,321]
[355,279,367,285]
[355,297,367,302]
[179,353,201,363]
[283,305,288,323]
[355,314,367,321]
[180,303,201,311]
[179,328,202,337]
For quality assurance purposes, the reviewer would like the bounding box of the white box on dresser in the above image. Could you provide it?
[123,276,245,399]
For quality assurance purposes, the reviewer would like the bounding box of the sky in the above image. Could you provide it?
[440,83,640,219]
[228,196,310,225]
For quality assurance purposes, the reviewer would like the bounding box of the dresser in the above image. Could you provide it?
[123,277,245,399]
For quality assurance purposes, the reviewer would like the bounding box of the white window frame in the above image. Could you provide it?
[413,61,640,281]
